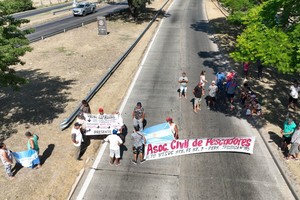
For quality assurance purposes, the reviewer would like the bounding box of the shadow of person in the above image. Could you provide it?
[79,136,91,158]
[120,144,128,160]
[190,98,195,110]
[40,144,55,165]
[268,131,287,156]
[12,163,23,176]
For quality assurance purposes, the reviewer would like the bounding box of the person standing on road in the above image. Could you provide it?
[200,71,208,87]
[215,69,226,91]
[178,72,189,99]
[226,77,238,106]
[207,80,218,109]
[71,122,84,160]
[104,129,123,166]
[0,143,14,180]
[25,131,42,169]
[280,118,297,151]
[166,117,179,139]
[193,82,205,113]
[131,126,146,165]
[286,125,300,161]
[132,102,145,131]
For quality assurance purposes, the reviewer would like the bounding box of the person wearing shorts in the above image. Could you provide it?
[288,81,299,110]
[131,126,146,165]
[226,78,238,105]
[104,130,123,166]
[286,125,300,160]
[193,83,204,113]
[281,118,297,151]
[207,80,218,109]
[178,72,189,99]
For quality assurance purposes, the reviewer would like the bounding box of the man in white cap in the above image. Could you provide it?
[207,80,218,109]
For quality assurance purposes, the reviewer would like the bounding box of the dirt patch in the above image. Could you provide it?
[0,0,171,199]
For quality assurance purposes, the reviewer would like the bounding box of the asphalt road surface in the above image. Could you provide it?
[72,0,295,199]
[11,2,73,19]
[26,3,128,42]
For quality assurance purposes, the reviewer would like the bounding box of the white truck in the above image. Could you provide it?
[73,2,96,16]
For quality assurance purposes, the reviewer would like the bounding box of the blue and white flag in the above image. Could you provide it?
[142,123,174,144]
[12,149,40,168]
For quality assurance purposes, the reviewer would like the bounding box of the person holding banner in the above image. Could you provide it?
[131,126,146,164]
[71,122,84,160]
[166,117,179,139]
[0,143,14,179]
[25,131,41,169]
[98,107,106,116]
[104,129,123,166]
[132,102,145,131]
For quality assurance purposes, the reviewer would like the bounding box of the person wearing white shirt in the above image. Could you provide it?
[104,130,123,166]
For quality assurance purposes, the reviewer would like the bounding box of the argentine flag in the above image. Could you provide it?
[12,149,40,168]
[142,123,174,144]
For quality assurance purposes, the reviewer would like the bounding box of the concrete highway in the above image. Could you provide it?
[12,2,73,19]
[25,3,128,42]
[71,0,295,199]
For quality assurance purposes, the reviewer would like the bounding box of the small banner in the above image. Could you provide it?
[144,136,256,160]
[12,149,40,168]
[84,113,123,135]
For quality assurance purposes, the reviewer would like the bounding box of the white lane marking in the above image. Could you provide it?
[75,1,175,199]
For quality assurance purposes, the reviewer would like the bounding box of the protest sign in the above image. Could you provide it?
[12,149,40,168]
[84,113,123,135]
[144,136,256,160]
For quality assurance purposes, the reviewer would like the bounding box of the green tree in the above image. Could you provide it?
[127,0,152,18]
[0,3,32,89]
[2,0,34,14]
[230,0,300,73]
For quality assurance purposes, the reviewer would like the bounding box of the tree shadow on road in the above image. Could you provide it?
[0,69,76,141]
[191,17,300,129]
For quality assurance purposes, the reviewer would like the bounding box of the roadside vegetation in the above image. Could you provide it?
[219,0,300,74]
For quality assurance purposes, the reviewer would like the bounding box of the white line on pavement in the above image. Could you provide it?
[75,1,175,199]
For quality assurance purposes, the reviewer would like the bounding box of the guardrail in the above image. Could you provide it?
[59,0,170,130]
[52,7,72,15]
[28,6,127,43]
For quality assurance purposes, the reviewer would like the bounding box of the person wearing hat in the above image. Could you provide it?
[281,118,297,151]
[166,117,179,139]
[98,107,106,116]
[132,102,145,131]
[207,80,218,109]
[71,122,84,160]
[103,129,123,166]
[178,72,189,99]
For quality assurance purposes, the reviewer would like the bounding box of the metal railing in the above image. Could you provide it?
[59,0,170,130]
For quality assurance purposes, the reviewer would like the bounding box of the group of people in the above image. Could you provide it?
[0,129,41,179]
[178,69,240,112]
[240,83,262,119]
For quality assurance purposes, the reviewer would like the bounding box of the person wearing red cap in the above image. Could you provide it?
[166,117,179,139]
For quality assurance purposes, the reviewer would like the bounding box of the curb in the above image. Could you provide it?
[207,0,299,199]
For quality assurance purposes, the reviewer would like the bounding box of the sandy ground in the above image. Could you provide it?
[0,0,171,199]
[0,0,299,199]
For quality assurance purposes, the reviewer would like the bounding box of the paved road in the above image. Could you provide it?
[72,0,295,199]
[25,3,128,42]
[11,2,73,19]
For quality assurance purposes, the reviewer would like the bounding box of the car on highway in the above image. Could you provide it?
[72,2,96,16]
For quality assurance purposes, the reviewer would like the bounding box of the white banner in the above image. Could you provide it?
[84,113,123,135]
[144,136,256,160]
